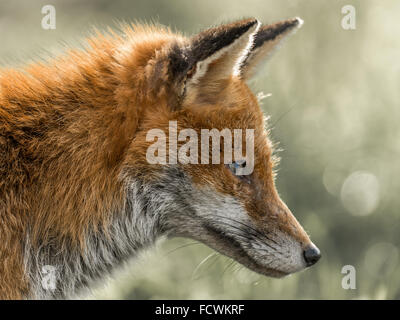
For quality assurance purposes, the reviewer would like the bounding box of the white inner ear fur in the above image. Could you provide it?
[186,22,260,90]
[233,21,261,77]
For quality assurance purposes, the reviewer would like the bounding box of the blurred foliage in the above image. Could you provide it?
[1,0,399,299]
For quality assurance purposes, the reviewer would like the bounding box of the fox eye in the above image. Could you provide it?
[227,160,247,176]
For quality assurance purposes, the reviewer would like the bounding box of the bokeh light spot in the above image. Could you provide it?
[340,171,380,216]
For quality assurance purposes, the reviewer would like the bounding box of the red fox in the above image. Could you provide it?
[0,17,320,299]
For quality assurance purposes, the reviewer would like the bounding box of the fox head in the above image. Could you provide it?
[119,17,321,277]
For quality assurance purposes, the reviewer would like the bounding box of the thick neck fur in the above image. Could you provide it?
[24,181,162,299]
[24,169,196,299]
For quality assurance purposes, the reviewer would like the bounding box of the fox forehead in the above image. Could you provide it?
[181,79,263,125]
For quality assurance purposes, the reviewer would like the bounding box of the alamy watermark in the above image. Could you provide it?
[341,265,356,290]
[341,5,356,30]
[146,121,255,175]
[41,265,57,291]
[41,5,56,30]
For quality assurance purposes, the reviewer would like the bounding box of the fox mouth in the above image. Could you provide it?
[202,222,289,278]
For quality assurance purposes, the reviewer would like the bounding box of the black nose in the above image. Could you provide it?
[303,245,321,266]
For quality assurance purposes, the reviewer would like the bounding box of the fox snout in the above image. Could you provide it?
[208,199,321,277]
[252,195,321,274]
[256,209,322,274]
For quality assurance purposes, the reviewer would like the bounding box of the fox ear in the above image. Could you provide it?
[168,18,259,101]
[236,17,303,79]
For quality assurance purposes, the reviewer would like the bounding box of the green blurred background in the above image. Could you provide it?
[1,0,399,299]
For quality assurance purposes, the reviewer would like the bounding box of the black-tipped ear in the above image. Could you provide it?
[168,18,259,99]
[188,18,258,69]
[237,17,303,79]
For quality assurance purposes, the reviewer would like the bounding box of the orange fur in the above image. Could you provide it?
[0,20,312,299]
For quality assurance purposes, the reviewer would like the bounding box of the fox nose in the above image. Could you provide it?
[303,244,321,266]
